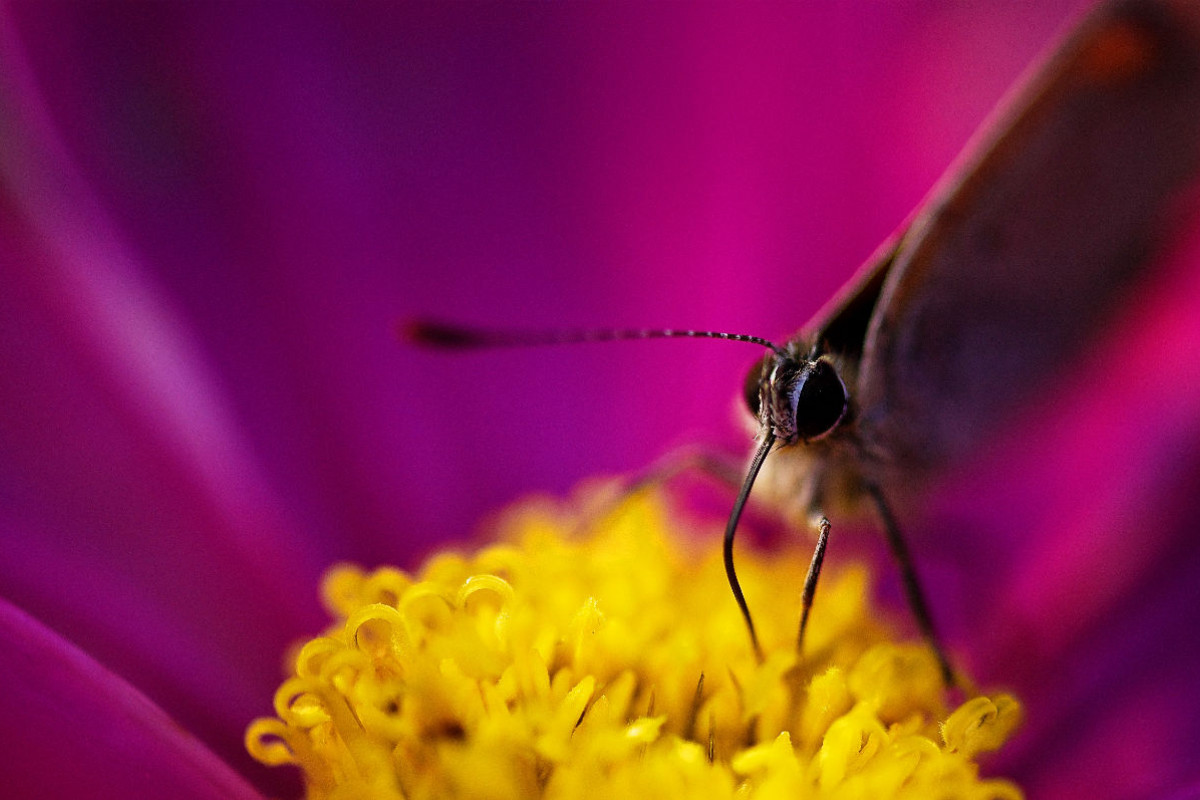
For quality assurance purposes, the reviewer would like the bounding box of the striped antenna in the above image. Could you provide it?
[402,319,785,355]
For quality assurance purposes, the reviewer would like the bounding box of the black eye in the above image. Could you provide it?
[792,358,847,440]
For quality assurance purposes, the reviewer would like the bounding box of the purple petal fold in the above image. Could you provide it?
[0,595,267,800]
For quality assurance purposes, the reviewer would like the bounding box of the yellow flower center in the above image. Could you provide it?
[246,487,1023,799]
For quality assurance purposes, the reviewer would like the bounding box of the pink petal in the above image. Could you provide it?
[0,14,320,792]
[0,595,270,800]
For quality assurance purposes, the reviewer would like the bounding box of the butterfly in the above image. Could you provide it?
[410,0,1200,685]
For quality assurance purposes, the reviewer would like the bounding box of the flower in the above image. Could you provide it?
[3,3,1200,799]
[246,489,1023,799]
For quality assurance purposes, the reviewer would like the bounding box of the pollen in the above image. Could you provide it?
[247,486,1023,799]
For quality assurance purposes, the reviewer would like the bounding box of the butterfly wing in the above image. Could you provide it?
[853,0,1200,486]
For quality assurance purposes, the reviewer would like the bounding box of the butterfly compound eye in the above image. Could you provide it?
[792,358,848,440]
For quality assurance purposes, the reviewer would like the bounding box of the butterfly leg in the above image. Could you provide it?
[575,446,746,536]
[795,514,831,655]
[622,445,745,495]
[865,483,955,688]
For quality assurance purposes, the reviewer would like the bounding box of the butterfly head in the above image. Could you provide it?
[745,342,849,447]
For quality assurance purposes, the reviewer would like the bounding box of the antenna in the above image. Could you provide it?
[402,319,785,355]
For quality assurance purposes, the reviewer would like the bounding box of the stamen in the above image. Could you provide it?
[247,487,1024,798]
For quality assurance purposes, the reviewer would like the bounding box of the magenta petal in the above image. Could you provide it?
[0,20,318,793]
[0,596,266,800]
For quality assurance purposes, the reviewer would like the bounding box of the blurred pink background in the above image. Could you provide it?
[4,2,1200,798]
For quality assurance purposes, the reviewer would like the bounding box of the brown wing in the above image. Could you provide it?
[854,0,1200,484]
[808,235,899,360]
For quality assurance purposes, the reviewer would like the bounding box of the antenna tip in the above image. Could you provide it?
[399,319,479,348]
